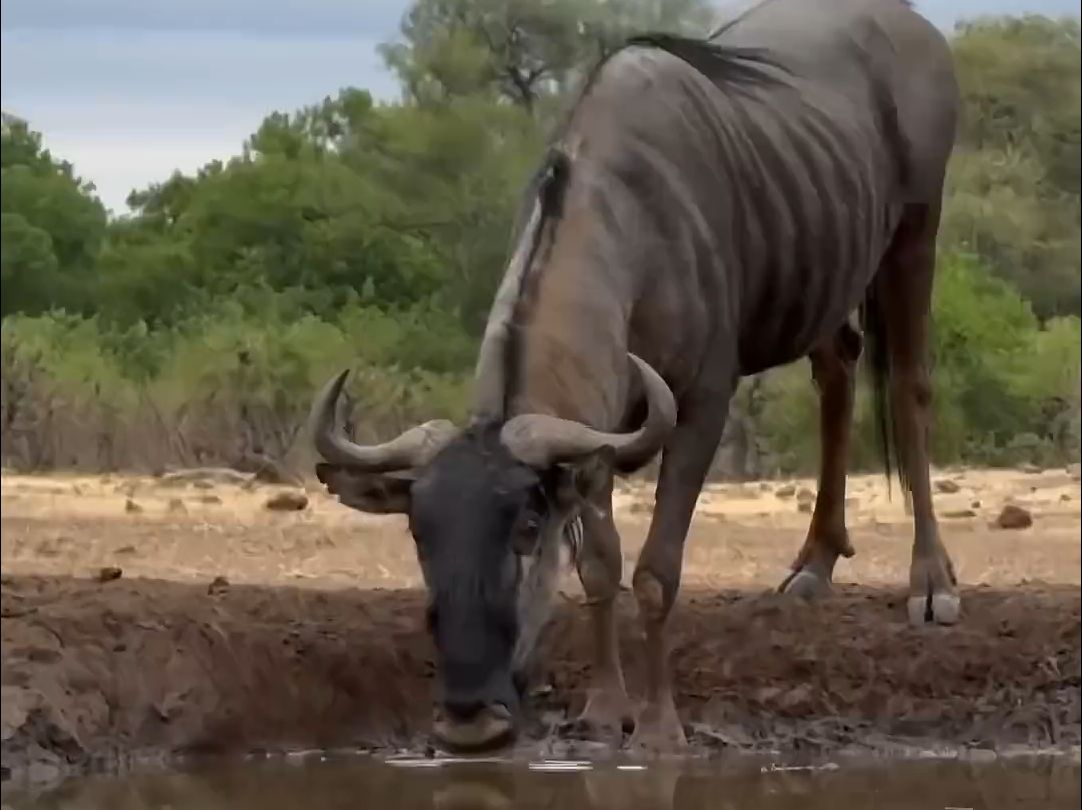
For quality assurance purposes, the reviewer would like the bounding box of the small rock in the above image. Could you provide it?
[971,499,982,509]
[934,479,960,494]
[264,490,309,511]
[775,484,796,499]
[114,545,137,555]
[124,498,143,514]
[943,508,976,519]
[796,487,815,504]
[167,497,187,514]
[97,566,123,582]
[1019,463,1042,474]
[192,480,215,490]
[994,504,1033,530]
[198,494,223,505]
[797,501,812,514]
[1060,493,1071,502]
[243,454,303,486]
[207,575,230,595]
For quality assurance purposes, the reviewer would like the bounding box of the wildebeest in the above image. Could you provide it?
[310,0,960,752]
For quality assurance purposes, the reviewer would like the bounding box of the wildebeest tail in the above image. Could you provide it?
[860,283,905,497]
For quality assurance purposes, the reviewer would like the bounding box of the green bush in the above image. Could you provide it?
[3,248,1078,474]
[0,307,473,472]
[752,252,1081,475]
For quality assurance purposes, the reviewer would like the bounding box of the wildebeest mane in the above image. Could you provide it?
[500,146,572,413]
[624,32,789,89]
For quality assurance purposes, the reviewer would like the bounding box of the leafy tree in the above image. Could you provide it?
[1,6,1080,472]
[952,15,1080,196]
[940,147,1081,316]
[1,114,107,315]
[1,213,60,317]
[380,0,711,111]
[944,16,1081,315]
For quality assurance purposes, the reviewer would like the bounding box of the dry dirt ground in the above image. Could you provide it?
[1,466,1080,783]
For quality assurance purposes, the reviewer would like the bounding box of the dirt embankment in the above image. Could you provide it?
[2,577,1079,783]
[1,467,1080,782]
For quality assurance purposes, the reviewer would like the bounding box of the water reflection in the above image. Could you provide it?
[4,753,1079,810]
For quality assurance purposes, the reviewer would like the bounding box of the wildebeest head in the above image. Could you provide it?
[309,354,675,751]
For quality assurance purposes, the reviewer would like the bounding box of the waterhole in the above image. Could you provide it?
[3,752,1079,809]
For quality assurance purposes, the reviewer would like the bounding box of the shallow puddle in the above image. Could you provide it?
[3,752,1080,810]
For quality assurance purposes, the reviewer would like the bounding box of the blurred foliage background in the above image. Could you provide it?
[2,1,1079,475]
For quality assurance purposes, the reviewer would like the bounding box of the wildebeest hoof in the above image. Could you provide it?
[907,592,961,626]
[908,551,960,625]
[432,704,515,752]
[778,568,831,598]
[626,699,687,755]
[563,690,636,739]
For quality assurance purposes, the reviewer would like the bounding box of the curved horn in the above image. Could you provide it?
[499,354,676,468]
[309,369,458,471]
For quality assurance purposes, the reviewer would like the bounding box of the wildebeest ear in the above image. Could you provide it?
[554,446,615,507]
[315,463,414,514]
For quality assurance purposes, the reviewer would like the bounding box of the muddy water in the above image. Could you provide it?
[3,753,1079,810]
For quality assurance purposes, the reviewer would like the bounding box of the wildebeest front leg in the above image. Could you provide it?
[572,494,635,737]
[779,321,862,597]
[629,395,731,752]
[879,203,960,625]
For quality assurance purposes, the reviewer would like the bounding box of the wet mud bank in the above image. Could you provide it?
[2,576,1079,785]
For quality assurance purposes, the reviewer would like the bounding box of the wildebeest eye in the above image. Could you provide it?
[511,511,542,556]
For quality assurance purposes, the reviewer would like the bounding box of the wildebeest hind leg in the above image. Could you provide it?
[876,203,960,626]
[779,322,861,598]
[629,388,732,752]
[569,497,636,738]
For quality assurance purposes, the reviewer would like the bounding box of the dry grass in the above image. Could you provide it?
[3,466,1079,593]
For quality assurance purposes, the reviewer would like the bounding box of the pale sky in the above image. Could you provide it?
[2,0,1079,214]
